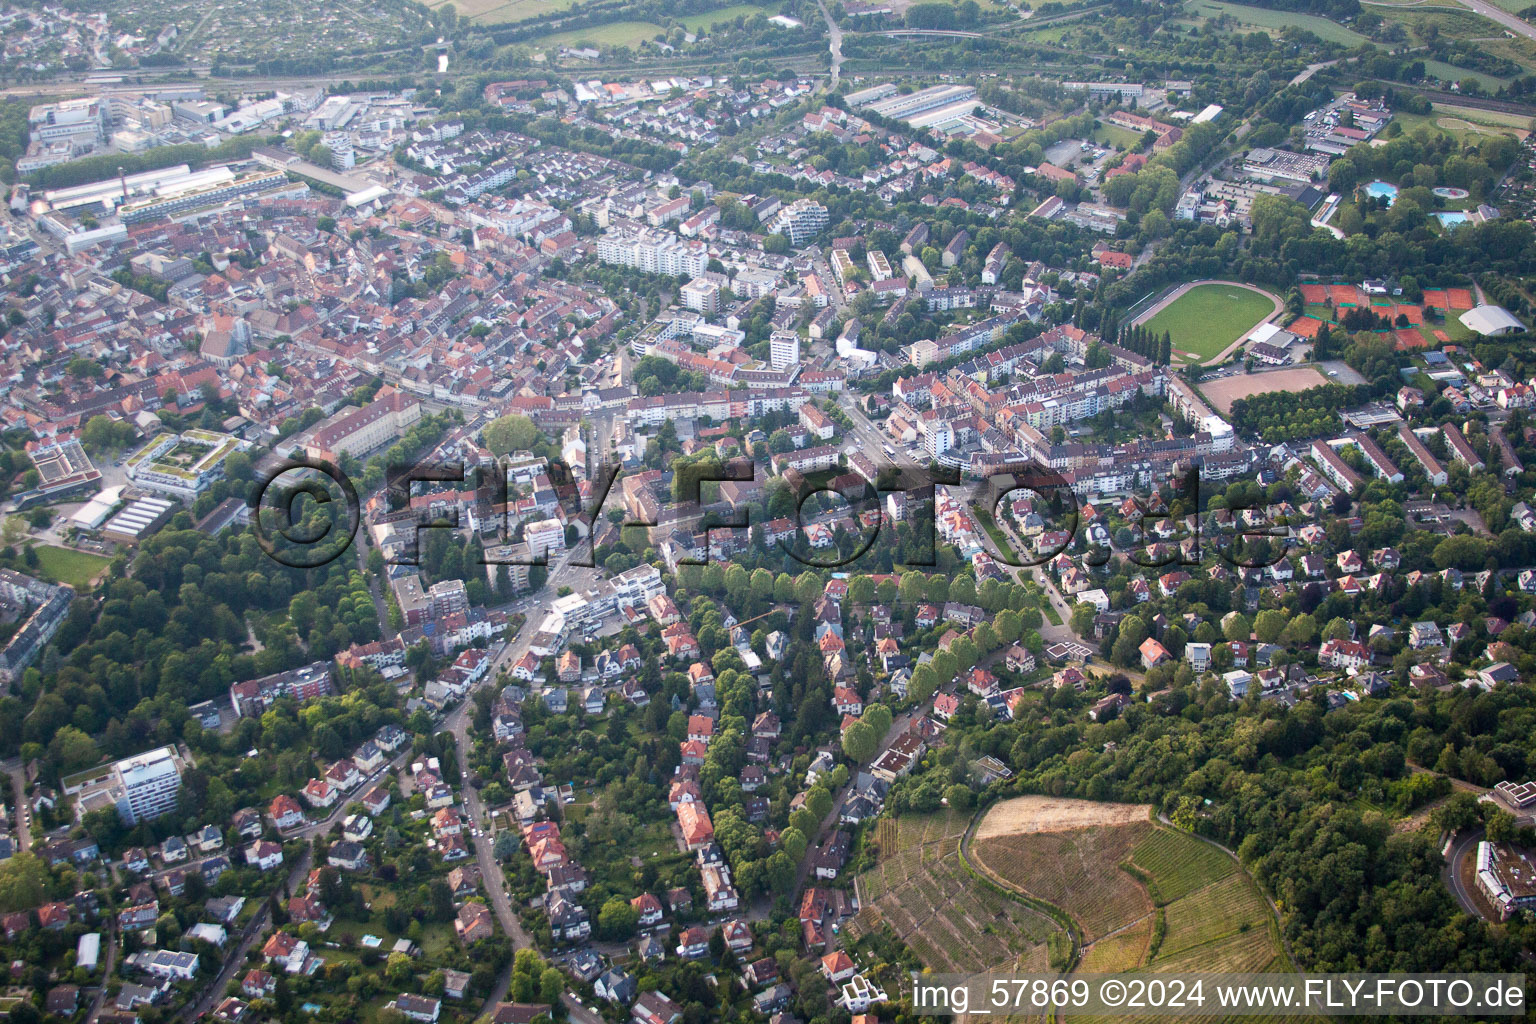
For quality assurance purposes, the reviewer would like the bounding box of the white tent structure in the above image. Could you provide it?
[1460,304,1525,337]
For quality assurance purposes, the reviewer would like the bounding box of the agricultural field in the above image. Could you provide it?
[1130,825,1235,902]
[973,795,1152,840]
[538,19,666,48]
[1138,282,1280,364]
[973,814,1154,942]
[1076,916,1152,973]
[679,3,771,29]
[850,811,1060,973]
[428,0,582,25]
[961,796,1289,992]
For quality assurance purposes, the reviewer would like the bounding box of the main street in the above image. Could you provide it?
[443,546,605,1024]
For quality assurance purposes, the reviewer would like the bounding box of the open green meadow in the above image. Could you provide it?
[680,4,771,29]
[538,19,665,48]
[29,545,112,590]
[1188,0,1372,45]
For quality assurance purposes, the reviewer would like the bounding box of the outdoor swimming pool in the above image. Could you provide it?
[1364,180,1398,206]
[1436,211,1471,228]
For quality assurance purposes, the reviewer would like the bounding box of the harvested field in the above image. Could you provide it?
[974,795,1151,840]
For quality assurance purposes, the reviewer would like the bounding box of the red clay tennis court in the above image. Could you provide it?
[1288,316,1329,338]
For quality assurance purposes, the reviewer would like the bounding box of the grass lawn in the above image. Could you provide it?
[1190,0,1372,45]
[539,19,665,48]
[679,3,769,29]
[971,505,1021,563]
[1093,123,1147,150]
[416,922,455,959]
[1142,283,1276,363]
[1434,102,1536,130]
[1391,101,1534,147]
[1419,58,1512,93]
[27,545,111,590]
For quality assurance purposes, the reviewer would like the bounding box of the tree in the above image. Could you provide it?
[47,725,98,772]
[779,826,808,861]
[862,704,892,739]
[1328,159,1358,197]
[842,720,877,762]
[596,897,640,940]
[0,853,47,913]
[1253,609,1288,644]
[483,415,542,456]
[1432,791,1482,835]
[1280,613,1318,647]
[385,952,413,986]
[1069,602,1096,638]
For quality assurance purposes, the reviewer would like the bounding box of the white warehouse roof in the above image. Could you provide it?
[1460,304,1525,336]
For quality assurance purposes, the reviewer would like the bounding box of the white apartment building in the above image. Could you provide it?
[116,747,184,824]
[524,518,566,560]
[65,746,186,825]
[611,563,665,606]
[681,277,720,313]
[597,228,707,278]
[770,199,828,246]
[769,331,801,370]
[867,250,893,282]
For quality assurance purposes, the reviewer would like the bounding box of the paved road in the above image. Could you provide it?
[4,760,30,852]
[1290,58,1341,86]
[1451,0,1536,39]
[795,702,925,904]
[445,549,604,1024]
[1445,829,1488,919]
[181,848,314,1022]
[988,513,1083,643]
[84,930,117,1023]
[816,0,844,84]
